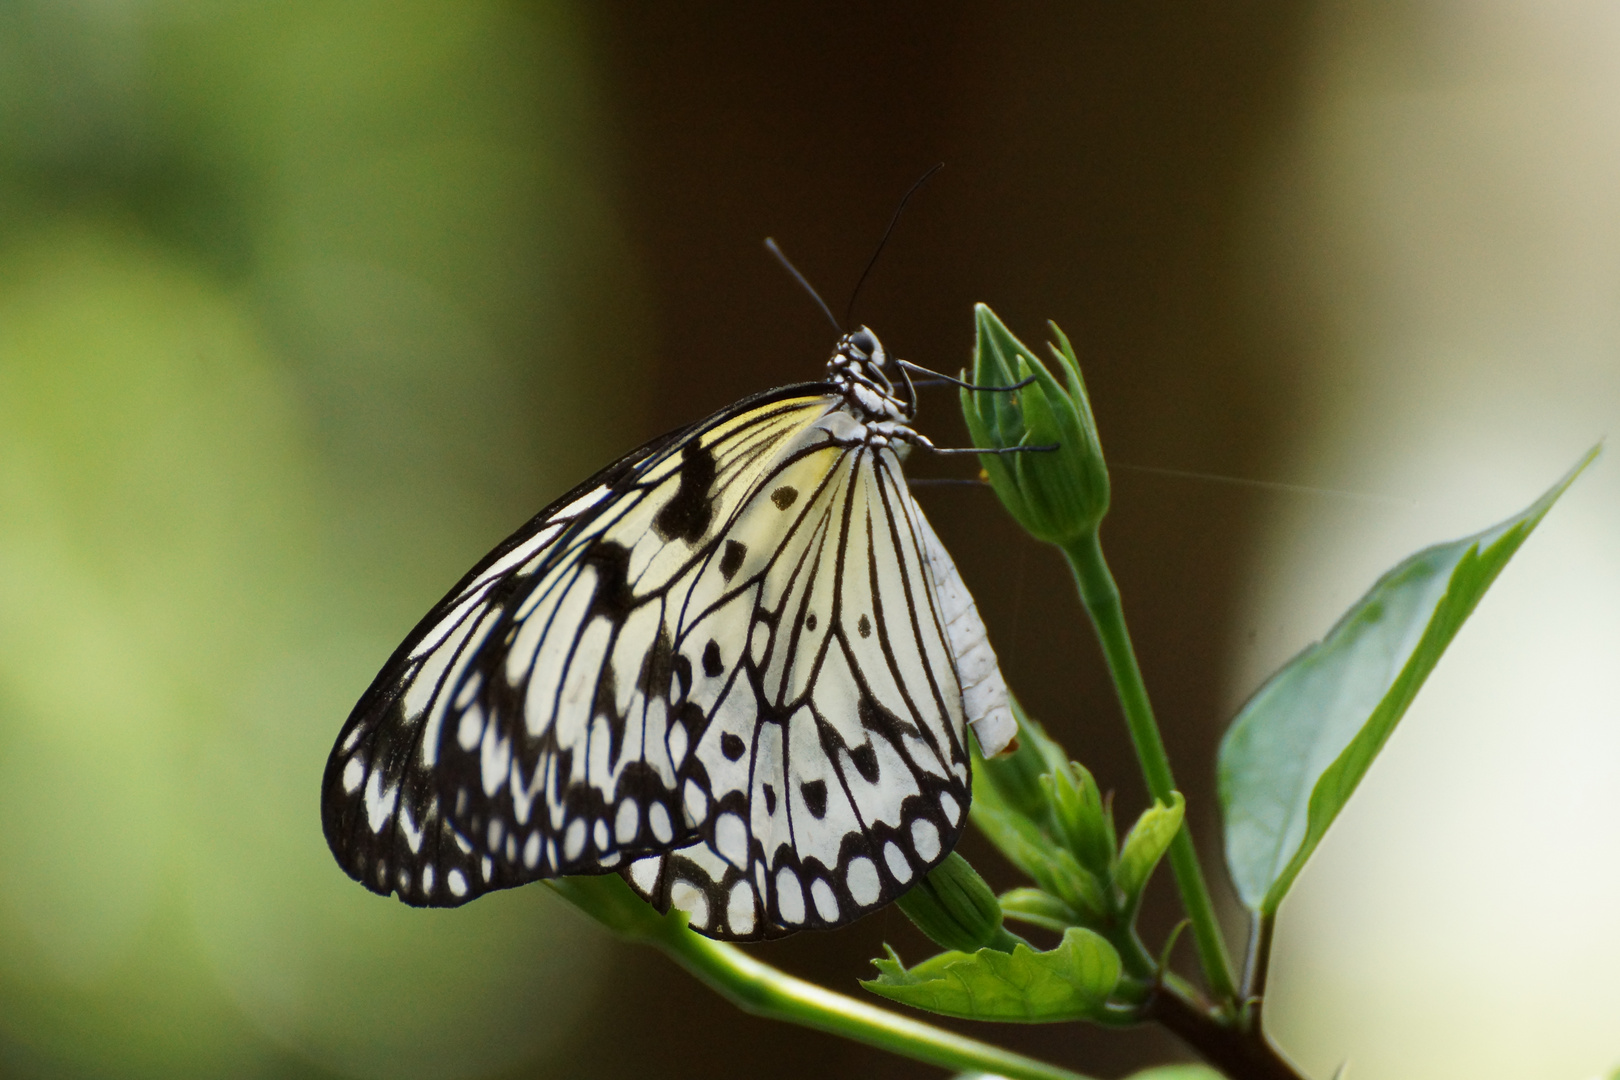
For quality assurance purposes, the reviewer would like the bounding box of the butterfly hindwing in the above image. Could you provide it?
[622,447,981,939]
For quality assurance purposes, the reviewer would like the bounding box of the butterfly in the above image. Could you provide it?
[321,326,1018,940]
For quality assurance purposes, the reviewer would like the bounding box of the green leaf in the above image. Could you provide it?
[863,928,1121,1023]
[1219,447,1600,913]
[1122,1067,1226,1080]
[1113,792,1185,907]
[998,888,1082,933]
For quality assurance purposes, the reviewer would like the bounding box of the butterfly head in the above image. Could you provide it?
[828,327,914,426]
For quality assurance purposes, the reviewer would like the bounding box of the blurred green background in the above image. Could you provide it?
[2,3,1617,1079]
[0,3,640,1077]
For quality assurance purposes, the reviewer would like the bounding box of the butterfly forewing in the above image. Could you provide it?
[321,388,836,906]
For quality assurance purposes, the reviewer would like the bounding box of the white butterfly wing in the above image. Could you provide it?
[321,387,838,905]
[625,438,1014,939]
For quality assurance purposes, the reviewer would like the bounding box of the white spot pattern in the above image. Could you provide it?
[776,867,805,924]
[342,757,365,794]
[911,818,941,862]
[811,879,840,922]
[846,856,881,906]
[649,802,673,844]
[884,841,911,883]
[616,798,639,844]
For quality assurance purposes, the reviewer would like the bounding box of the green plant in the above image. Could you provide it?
[550,304,1600,1079]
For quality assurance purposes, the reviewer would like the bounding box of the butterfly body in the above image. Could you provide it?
[322,328,1015,939]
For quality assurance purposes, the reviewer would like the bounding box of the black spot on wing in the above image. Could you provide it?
[859,696,923,743]
[674,700,705,736]
[763,783,777,814]
[584,540,634,619]
[638,625,676,698]
[720,733,746,761]
[701,640,724,678]
[856,614,871,638]
[593,659,622,755]
[847,742,880,783]
[719,539,747,581]
[673,654,693,702]
[801,779,828,819]
[616,761,673,806]
[654,440,717,543]
[771,485,798,510]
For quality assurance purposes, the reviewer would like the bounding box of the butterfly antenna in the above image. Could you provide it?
[765,238,841,333]
[898,360,1036,393]
[844,162,944,328]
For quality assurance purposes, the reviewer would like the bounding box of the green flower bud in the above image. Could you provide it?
[960,304,1109,545]
[1041,761,1116,878]
[997,887,1083,934]
[896,852,1006,954]
[1042,846,1111,924]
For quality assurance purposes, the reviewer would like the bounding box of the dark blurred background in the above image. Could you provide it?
[568,7,1307,1079]
[7,3,1618,1079]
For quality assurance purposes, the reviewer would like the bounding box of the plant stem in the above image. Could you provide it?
[654,920,1098,1080]
[1241,910,1276,1031]
[1060,529,1239,1006]
[550,876,1098,1080]
[1149,982,1306,1080]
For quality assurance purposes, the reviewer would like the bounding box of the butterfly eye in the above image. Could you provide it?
[846,329,877,358]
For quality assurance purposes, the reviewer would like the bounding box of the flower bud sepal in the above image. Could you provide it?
[895,851,1026,954]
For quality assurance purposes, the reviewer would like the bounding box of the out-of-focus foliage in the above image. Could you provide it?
[0,3,645,1077]
[1219,448,1596,915]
